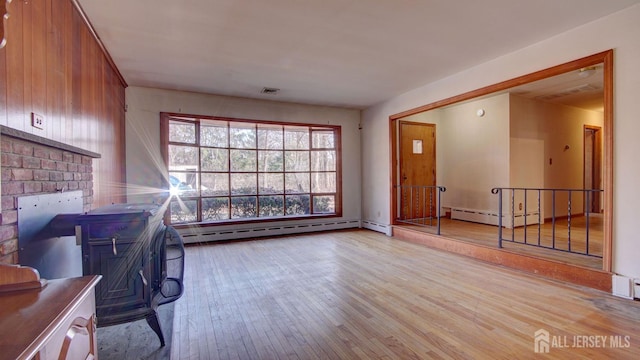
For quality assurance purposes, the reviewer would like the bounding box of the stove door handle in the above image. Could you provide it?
[139,269,148,286]
[111,237,118,255]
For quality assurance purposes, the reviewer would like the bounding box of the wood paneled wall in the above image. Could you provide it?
[0,0,126,208]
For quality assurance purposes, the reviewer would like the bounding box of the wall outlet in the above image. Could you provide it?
[31,112,45,129]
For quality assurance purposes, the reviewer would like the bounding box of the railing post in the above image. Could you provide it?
[409,186,414,222]
[510,189,515,243]
[585,190,590,256]
[552,190,556,250]
[567,190,572,252]
[537,189,541,246]
[523,188,528,244]
[436,187,445,235]
[422,186,426,225]
[492,188,504,248]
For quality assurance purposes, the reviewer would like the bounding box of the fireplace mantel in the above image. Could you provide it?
[0,125,100,159]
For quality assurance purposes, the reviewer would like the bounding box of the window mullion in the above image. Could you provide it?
[308,128,312,214]
[227,121,232,219]
[165,114,339,224]
[195,120,202,222]
[253,124,260,217]
[282,126,287,216]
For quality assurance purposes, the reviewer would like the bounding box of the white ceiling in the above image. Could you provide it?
[76,0,640,109]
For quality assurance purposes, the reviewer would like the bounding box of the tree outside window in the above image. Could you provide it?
[161,113,341,224]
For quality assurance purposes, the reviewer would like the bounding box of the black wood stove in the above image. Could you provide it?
[75,203,184,346]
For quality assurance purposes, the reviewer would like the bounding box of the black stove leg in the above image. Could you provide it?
[145,310,166,347]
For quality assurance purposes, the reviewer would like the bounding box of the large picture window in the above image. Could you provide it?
[161,113,342,224]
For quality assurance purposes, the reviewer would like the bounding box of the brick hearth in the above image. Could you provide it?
[0,126,100,264]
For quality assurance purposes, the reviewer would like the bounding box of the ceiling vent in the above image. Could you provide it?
[260,87,280,95]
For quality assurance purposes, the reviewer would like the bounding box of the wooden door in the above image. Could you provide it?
[399,121,436,221]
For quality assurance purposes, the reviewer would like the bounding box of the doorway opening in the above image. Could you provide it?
[398,121,437,221]
[584,125,602,213]
[388,50,613,277]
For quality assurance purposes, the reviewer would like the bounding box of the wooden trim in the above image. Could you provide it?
[397,120,437,219]
[161,112,344,225]
[390,50,612,120]
[389,50,614,274]
[70,0,127,87]
[161,112,343,130]
[583,124,603,213]
[334,126,343,216]
[389,116,397,226]
[0,264,45,292]
[392,226,611,292]
[602,50,613,272]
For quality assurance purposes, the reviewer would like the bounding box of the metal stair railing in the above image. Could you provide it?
[395,185,446,234]
[491,187,603,258]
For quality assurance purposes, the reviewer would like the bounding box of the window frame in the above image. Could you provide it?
[160,112,343,226]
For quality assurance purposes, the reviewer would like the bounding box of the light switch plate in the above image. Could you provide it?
[31,112,45,129]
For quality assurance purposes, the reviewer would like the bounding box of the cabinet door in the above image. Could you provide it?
[86,240,149,315]
[38,286,98,360]
[57,315,97,360]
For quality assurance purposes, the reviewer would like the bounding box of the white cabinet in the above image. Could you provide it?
[0,275,101,360]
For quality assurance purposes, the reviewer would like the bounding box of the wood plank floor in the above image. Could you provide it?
[170,229,639,359]
[404,216,603,269]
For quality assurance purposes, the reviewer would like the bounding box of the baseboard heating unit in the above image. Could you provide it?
[361,220,392,235]
[178,219,361,244]
[451,208,540,228]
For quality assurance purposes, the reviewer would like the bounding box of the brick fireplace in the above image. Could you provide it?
[0,125,100,264]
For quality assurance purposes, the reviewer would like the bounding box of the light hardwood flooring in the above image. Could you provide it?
[170,229,639,359]
[402,216,603,269]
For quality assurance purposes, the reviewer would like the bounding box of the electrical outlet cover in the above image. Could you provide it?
[31,112,45,129]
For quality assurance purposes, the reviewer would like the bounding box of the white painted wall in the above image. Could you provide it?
[439,94,510,213]
[510,138,545,219]
[362,4,640,280]
[391,94,510,221]
[510,94,604,217]
[125,87,362,234]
